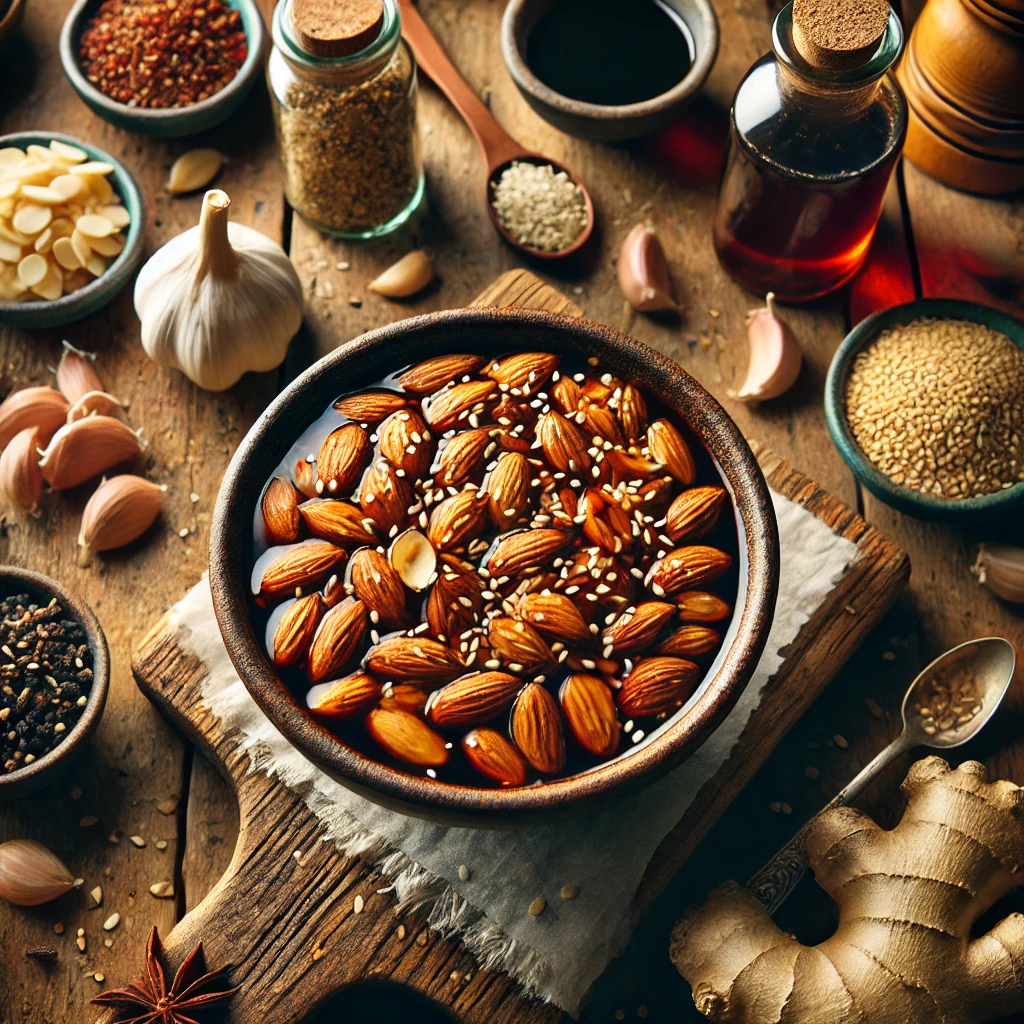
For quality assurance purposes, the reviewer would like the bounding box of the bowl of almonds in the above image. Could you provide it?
[211,308,779,824]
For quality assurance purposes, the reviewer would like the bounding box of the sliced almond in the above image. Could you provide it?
[75,213,116,239]
[167,149,224,195]
[13,204,52,236]
[511,682,565,775]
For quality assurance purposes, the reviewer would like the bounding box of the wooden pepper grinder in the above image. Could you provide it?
[898,0,1024,194]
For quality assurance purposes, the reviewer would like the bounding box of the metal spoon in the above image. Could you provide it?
[746,636,1016,915]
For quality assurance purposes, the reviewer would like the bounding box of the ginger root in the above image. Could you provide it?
[671,757,1024,1024]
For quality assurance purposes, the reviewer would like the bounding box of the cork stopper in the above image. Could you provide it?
[292,0,385,58]
[792,0,889,71]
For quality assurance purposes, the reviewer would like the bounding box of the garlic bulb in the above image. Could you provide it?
[134,190,302,392]
[0,840,79,906]
[734,293,802,402]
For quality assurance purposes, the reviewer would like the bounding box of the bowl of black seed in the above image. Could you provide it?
[0,567,109,800]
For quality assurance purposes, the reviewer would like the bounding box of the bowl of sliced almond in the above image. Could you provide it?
[210,308,779,825]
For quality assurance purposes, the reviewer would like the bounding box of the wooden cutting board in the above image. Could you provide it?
[128,271,909,1024]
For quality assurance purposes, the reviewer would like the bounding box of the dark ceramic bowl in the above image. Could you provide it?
[0,567,109,801]
[825,299,1024,524]
[501,0,719,143]
[210,308,779,826]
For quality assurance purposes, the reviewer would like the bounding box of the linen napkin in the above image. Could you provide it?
[170,488,857,1014]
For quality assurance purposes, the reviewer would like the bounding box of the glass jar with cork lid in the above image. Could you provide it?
[714,0,907,302]
[267,0,424,237]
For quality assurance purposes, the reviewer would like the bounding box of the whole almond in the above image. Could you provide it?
[583,403,623,446]
[462,728,528,786]
[484,351,559,393]
[487,528,569,577]
[536,410,591,473]
[425,671,522,727]
[559,674,620,757]
[511,682,565,775]
[665,486,728,543]
[308,600,368,683]
[334,391,409,424]
[483,451,530,527]
[0,386,69,450]
[55,341,104,404]
[317,423,370,496]
[272,593,326,668]
[39,416,142,490]
[492,392,537,433]
[488,617,554,673]
[378,408,432,479]
[427,488,489,552]
[424,379,497,431]
[603,601,676,654]
[294,459,318,499]
[618,384,648,442]
[359,460,412,536]
[617,656,700,717]
[364,635,465,684]
[366,707,449,766]
[379,683,428,715]
[551,375,583,415]
[0,427,44,518]
[581,375,618,404]
[647,418,696,486]
[398,354,485,394]
[348,547,406,630]
[558,549,634,613]
[676,591,733,623]
[306,671,381,721]
[580,488,633,555]
[434,427,495,487]
[257,541,348,600]
[426,560,484,640]
[262,476,301,545]
[517,592,590,643]
[299,499,377,547]
[635,475,676,513]
[645,545,732,597]
[657,625,722,657]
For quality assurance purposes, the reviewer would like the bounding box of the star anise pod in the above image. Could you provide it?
[91,926,238,1024]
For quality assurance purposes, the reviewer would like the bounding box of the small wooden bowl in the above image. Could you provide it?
[0,567,110,801]
[210,308,779,827]
[825,299,1024,524]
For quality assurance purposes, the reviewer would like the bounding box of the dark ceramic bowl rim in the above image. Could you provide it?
[58,0,265,128]
[210,307,779,821]
[825,298,1024,521]
[0,566,110,794]
[0,132,144,320]
[500,0,719,120]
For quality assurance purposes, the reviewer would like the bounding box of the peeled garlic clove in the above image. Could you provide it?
[0,840,79,906]
[389,528,437,591]
[55,340,104,404]
[78,474,164,566]
[0,427,44,517]
[734,293,802,402]
[973,544,1024,603]
[39,415,143,490]
[368,250,434,299]
[618,224,680,313]
[167,149,225,195]
[0,386,70,450]
[67,390,124,422]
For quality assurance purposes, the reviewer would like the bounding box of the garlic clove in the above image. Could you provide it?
[0,427,44,517]
[167,149,225,195]
[0,386,70,450]
[389,528,437,591]
[618,224,680,313]
[368,250,434,299]
[0,839,79,906]
[67,390,124,422]
[973,544,1024,604]
[77,474,164,566]
[734,293,802,402]
[38,415,143,490]
[55,340,103,404]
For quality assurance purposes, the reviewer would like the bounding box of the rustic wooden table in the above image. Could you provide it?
[0,0,1021,1021]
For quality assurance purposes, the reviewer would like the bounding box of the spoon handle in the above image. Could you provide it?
[746,732,914,914]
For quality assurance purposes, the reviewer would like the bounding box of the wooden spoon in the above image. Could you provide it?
[397,0,594,260]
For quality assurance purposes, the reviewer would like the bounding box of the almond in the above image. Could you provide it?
[434,427,494,487]
[603,601,676,654]
[427,488,489,552]
[364,635,465,684]
[348,547,406,630]
[665,485,728,543]
[484,351,559,393]
[425,671,522,727]
[294,459,318,499]
[426,559,484,640]
[488,617,554,673]
[536,410,591,473]
[398,354,485,394]
[272,593,325,668]
[379,683,428,714]
[517,592,590,643]
[307,600,368,683]
[676,591,733,623]
[646,418,696,486]
[635,474,676,513]
[424,379,497,431]
[378,408,432,479]
[511,682,565,774]
[616,656,700,717]
[366,707,449,766]
[483,451,530,528]
[551,375,583,415]
[487,528,569,577]
[257,541,347,600]
[359,460,412,536]
[306,671,381,721]
[317,423,370,495]
[462,728,528,786]
[299,499,378,547]
[604,448,662,485]
[583,403,623,446]
[492,392,537,432]
[645,545,732,597]
[262,476,301,546]
[580,488,632,555]
[334,391,409,423]
[557,549,634,613]
[657,625,722,657]
[618,383,648,442]
[559,674,620,757]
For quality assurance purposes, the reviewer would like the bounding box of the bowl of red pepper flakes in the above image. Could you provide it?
[59,0,265,137]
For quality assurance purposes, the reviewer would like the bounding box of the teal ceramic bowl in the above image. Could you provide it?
[825,299,1024,525]
[0,132,144,330]
[59,0,265,138]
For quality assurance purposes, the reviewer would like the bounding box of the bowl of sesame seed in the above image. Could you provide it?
[0,567,109,801]
[825,299,1024,524]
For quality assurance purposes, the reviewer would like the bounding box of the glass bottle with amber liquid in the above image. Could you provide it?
[714,0,907,302]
